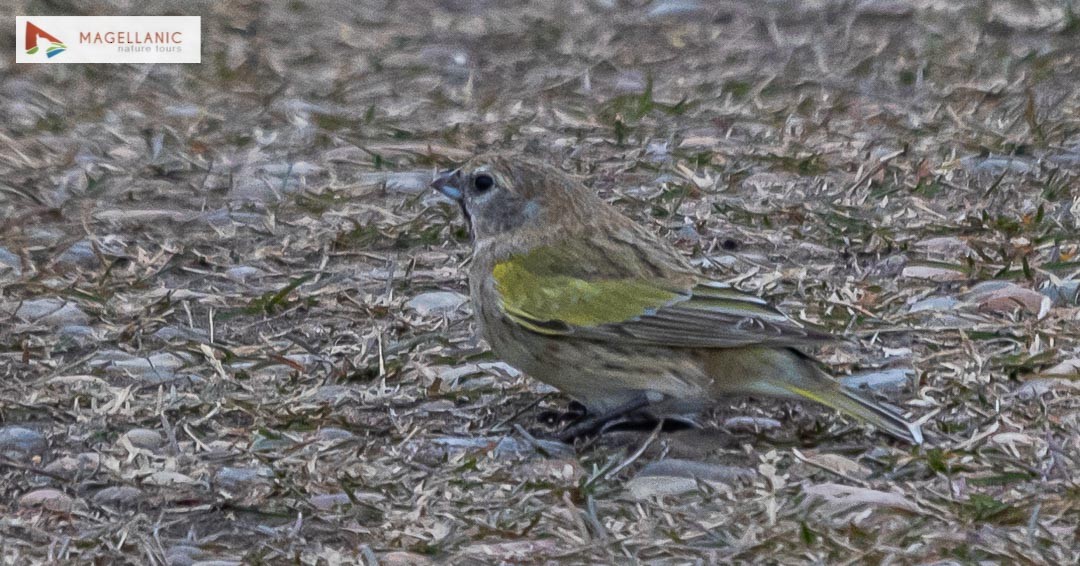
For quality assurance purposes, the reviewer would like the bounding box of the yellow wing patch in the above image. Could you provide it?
[492,255,680,332]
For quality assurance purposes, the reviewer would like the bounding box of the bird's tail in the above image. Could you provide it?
[710,347,923,444]
[769,351,923,445]
[783,379,923,445]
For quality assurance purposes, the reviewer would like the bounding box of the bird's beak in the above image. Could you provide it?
[432,167,473,239]
[431,169,463,202]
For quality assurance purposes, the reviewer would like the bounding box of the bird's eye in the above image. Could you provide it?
[473,174,495,192]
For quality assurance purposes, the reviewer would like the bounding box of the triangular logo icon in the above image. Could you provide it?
[25,21,66,58]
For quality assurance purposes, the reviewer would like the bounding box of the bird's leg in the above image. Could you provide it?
[537,400,588,427]
[558,395,652,443]
[566,400,588,417]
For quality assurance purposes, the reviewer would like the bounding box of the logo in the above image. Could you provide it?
[24,21,66,58]
[16,17,200,64]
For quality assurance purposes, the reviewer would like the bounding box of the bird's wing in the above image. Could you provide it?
[492,244,833,349]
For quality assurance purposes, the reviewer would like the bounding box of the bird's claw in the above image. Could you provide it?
[556,397,652,443]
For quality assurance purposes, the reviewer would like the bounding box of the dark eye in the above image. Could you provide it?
[473,174,495,192]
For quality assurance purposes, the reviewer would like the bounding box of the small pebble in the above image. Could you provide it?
[315,427,354,442]
[0,426,46,456]
[92,486,143,507]
[0,247,22,276]
[19,488,74,512]
[406,291,469,316]
[42,453,100,479]
[15,298,90,326]
[144,471,197,487]
[908,296,959,313]
[842,368,913,391]
[214,466,273,490]
[723,416,782,433]
[122,428,164,450]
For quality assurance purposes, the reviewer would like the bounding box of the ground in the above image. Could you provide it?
[1,0,1079,564]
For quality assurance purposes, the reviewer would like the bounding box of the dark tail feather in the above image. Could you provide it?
[781,373,923,445]
[833,387,923,445]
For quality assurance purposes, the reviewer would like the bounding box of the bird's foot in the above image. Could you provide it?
[537,400,588,428]
[557,397,652,443]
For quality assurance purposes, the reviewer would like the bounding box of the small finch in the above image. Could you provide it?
[432,154,922,444]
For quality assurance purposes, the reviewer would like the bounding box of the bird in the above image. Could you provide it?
[431,154,923,445]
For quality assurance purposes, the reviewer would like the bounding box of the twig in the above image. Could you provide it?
[845,149,904,197]
[488,394,550,433]
[604,419,664,481]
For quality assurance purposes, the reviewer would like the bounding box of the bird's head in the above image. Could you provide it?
[431,154,594,241]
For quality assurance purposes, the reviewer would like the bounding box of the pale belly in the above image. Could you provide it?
[469,262,711,414]
[479,307,710,414]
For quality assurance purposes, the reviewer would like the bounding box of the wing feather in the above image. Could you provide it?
[493,245,832,349]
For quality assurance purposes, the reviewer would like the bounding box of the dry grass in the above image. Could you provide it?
[1,0,1079,564]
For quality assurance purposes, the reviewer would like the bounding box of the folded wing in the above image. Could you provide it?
[493,246,833,349]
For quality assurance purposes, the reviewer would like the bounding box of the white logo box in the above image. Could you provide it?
[16,16,201,64]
